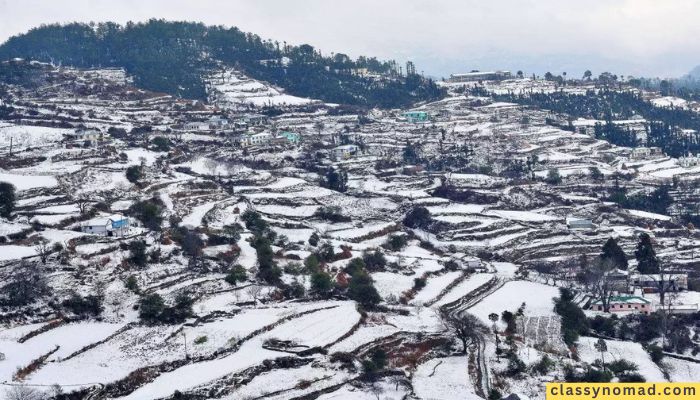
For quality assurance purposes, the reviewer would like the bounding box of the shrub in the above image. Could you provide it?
[126,165,142,184]
[384,234,408,251]
[308,232,320,246]
[345,257,366,276]
[606,359,638,375]
[311,271,334,296]
[194,335,208,345]
[348,272,381,307]
[0,181,16,218]
[362,250,387,271]
[413,277,427,290]
[125,275,139,293]
[532,355,555,375]
[129,240,148,268]
[617,373,646,382]
[139,293,165,323]
[647,344,664,364]
[128,198,164,231]
[403,206,431,229]
[313,206,351,222]
[224,265,247,286]
[62,293,103,316]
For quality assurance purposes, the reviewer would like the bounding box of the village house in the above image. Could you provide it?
[566,216,595,230]
[207,115,229,129]
[630,146,663,160]
[80,214,131,237]
[630,273,688,293]
[65,128,105,147]
[678,153,700,168]
[184,121,211,131]
[402,111,430,123]
[331,144,359,160]
[236,132,272,147]
[278,131,301,145]
[590,295,653,314]
[448,70,511,83]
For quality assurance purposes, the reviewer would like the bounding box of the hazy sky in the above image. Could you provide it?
[1,0,698,78]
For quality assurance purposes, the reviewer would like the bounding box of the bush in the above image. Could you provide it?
[554,288,589,346]
[139,293,165,323]
[413,277,426,290]
[62,293,103,316]
[224,265,247,285]
[617,373,646,382]
[126,165,143,184]
[403,206,431,229]
[532,355,555,375]
[129,240,148,268]
[606,359,638,375]
[345,257,366,276]
[308,232,320,246]
[313,206,351,222]
[311,271,334,296]
[545,168,562,184]
[0,181,16,218]
[194,335,208,345]
[362,250,387,271]
[125,275,139,293]
[647,344,664,364]
[384,234,408,251]
[152,136,171,152]
[128,198,164,231]
[347,272,381,307]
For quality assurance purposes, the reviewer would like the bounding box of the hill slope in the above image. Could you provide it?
[0,20,444,108]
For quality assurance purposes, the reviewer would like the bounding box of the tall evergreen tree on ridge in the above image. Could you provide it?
[601,237,628,270]
[635,233,660,274]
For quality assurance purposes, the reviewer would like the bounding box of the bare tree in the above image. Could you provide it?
[246,285,262,303]
[440,311,485,353]
[594,338,608,371]
[34,239,51,264]
[589,258,616,312]
[75,198,90,215]
[4,384,46,400]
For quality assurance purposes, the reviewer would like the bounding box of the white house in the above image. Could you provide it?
[80,214,131,237]
[331,144,359,160]
[66,128,103,146]
[184,121,211,131]
[566,216,595,230]
[208,116,229,129]
[679,154,700,168]
[630,147,663,160]
[237,132,272,147]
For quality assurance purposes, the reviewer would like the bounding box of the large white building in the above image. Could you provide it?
[80,214,131,237]
[448,71,511,83]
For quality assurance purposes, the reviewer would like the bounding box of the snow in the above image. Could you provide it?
[413,357,477,400]
[626,209,672,221]
[410,271,463,305]
[433,273,494,307]
[484,209,559,222]
[0,171,58,191]
[0,245,37,261]
[577,337,666,382]
[180,200,220,228]
[468,281,560,324]
[1,322,123,383]
[121,303,358,400]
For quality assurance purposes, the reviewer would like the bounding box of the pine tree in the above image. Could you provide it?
[601,238,628,270]
[635,233,659,274]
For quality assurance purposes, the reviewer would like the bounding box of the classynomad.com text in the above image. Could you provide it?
[546,383,698,400]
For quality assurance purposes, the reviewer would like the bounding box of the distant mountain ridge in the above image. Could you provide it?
[686,65,700,79]
[0,19,443,108]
